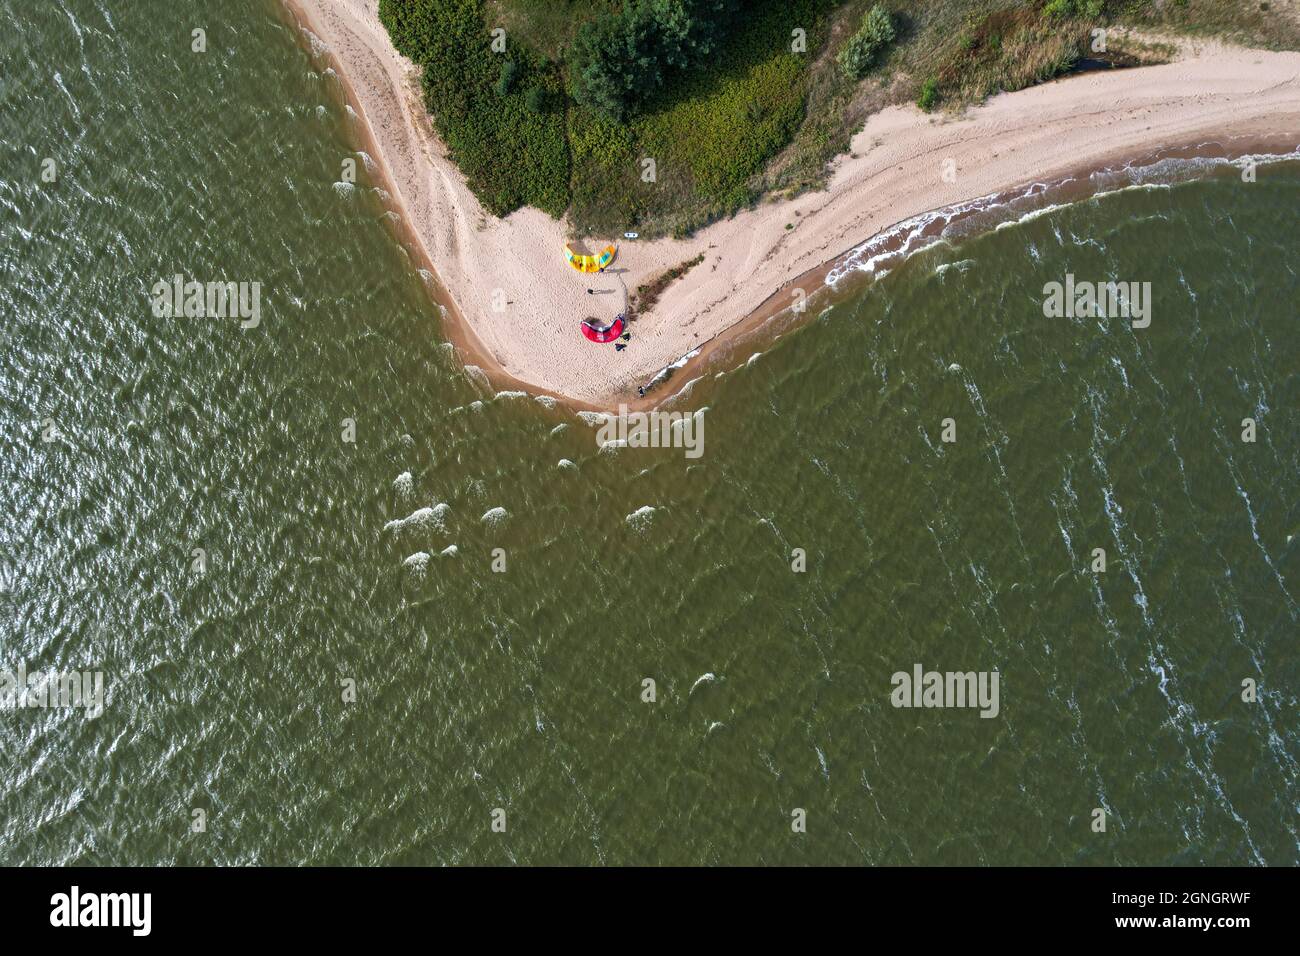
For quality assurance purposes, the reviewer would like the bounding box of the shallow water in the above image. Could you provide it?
[0,0,1296,865]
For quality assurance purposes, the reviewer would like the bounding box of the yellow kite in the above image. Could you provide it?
[564,244,616,273]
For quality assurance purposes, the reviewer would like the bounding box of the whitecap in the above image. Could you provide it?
[393,471,414,499]
[577,410,612,427]
[690,672,717,695]
[402,552,430,578]
[625,505,656,531]
[463,365,492,394]
[645,348,702,389]
[384,502,450,535]
[934,258,975,277]
[481,506,508,527]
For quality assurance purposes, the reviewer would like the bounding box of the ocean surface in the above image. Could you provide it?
[0,0,1296,865]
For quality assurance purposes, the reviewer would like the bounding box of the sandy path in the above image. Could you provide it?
[284,0,1300,407]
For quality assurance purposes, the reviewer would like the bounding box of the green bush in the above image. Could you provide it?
[837,5,896,79]
[377,0,570,218]
[496,60,519,96]
[569,0,741,121]
[916,77,939,111]
[1045,0,1104,18]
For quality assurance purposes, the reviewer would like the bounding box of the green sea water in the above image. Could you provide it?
[0,0,1296,865]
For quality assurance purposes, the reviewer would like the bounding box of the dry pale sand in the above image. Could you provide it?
[284,0,1300,409]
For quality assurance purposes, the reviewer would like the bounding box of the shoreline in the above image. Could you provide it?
[661,136,1300,406]
[279,0,1300,413]
[276,0,576,408]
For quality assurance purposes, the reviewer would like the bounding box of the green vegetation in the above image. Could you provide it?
[381,0,1300,237]
[838,5,897,78]
[1044,0,1104,18]
[917,77,940,111]
[569,0,740,121]
[377,0,569,217]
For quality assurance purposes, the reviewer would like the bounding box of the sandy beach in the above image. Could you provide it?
[283,0,1300,409]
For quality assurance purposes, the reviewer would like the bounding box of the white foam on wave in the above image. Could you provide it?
[599,439,627,455]
[667,407,708,440]
[440,544,459,558]
[822,147,1300,288]
[994,201,1071,232]
[333,181,356,198]
[384,502,450,535]
[495,390,527,400]
[577,410,612,427]
[299,26,329,59]
[626,505,656,531]
[481,506,508,527]
[690,672,717,695]
[645,347,701,390]
[668,375,702,403]
[1095,148,1300,198]
[557,458,577,470]
[550,423,568,437]
[52,72,82,120]
[393,471,414,500]
[824,194,997,285]
[534,395,558,409]
[934,258,975,277]
[464,365,492,395]
[402,552,430,578]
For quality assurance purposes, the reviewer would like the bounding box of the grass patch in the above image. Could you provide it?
[484,0,607,59]
[1115,0,1300,49]
[935,6,1088,100]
